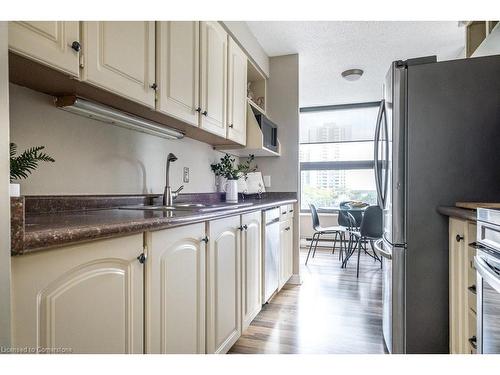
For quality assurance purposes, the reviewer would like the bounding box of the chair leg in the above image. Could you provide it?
[339,232,344,261]
[356,237,362,278]
[342,235,357,268]
[332,232,338,254]
[305,232,317,265]
[312,233,321,258]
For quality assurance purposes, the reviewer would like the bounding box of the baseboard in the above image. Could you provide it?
[286,273,302,285]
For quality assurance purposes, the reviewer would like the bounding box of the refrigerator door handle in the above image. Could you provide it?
[374,100,385,208]
[374,238,392,259]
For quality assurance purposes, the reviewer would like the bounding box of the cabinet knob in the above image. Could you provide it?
[229,124,234,128]
[202,110,208,116]
[468,336,477,349]
[201,236,209,243]
[137,253,146,264]
[195,107,201,112]
[237,225,244,231]
[243,224,248,231]
[456,234,464,242]
[71,41,81,52]
[285,227,291,231]
[150,83,158,90]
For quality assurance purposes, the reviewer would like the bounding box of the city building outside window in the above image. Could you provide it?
[300,102,380,212]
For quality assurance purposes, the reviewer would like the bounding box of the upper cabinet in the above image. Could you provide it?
[227,38,247,145]
[8,21,81,77]
[81,21,156,108]
[156,21,200,126]
[199,21,228,138]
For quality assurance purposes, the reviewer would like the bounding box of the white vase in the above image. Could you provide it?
[223,179,238,203]
[9,183,20,197]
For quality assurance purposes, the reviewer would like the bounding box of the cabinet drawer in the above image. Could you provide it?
[279,204,294,221]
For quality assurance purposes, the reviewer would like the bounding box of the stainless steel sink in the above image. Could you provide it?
[119,202,253,212]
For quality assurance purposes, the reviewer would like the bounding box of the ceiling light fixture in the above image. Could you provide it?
[341,69,364,81]
[54,96,184,140]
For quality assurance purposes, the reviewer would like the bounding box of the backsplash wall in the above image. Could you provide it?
[9,84,228,195]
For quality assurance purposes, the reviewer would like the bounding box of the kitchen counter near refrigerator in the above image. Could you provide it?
[437,206,477,222]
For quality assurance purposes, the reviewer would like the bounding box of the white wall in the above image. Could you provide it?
[0,21,12,349]
[221,21,269,77]
[9,84,228,195]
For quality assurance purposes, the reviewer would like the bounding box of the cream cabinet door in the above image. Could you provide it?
[279,219,293,290]
[156,21,200,126]
[241,211,262,331]
[82,21,156,107]
[8,21,80,76]
[145,223,206,354]
[200,21,227,137]
[207,216,241,353]
[11,234,144,354]
[227,37,247,145]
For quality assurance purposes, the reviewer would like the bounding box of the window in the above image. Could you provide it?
[300,103,380,211]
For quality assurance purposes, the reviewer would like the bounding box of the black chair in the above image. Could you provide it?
[305,203,346,265]
[343,205,383,277]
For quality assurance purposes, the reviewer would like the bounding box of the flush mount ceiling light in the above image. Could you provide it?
[341,69,364,81]
[54,96,184,140]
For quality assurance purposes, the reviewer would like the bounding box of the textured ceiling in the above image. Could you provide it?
[246,21,465,107]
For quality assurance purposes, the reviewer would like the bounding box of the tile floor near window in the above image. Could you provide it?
[229,246,385,354]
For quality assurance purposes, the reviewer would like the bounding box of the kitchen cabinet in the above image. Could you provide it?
[206,215,241,353]
[279,218,293,289]
[199,21,228,137]
[145,223,206,354]
[11,234,144,354]
[156,21,200,126]
[449,217,477,354]
[241,211,262,331]
[8,21,80,77]
[82,21,156,108]
[226,37,247,145]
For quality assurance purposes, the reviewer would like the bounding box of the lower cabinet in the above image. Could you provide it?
[279,218,293,289]
[206,215,241,354]
[241,211,262,331]
[145,223,206,354]
[11,234,144,354]
[449,217,477,354]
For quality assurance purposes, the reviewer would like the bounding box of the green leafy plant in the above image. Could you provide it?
[10,143,55,182]
[211,154,257,180]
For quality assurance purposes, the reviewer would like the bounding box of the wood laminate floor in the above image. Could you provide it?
[229,246,386,354]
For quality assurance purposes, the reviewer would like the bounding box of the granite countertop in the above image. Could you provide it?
[437,206,477,222]
[13,192,297,255]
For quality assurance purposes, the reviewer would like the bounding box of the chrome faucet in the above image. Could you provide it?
[163,153,184,206]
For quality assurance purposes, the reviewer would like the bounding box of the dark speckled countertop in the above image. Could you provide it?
[14,192,297,255]
[437,206,477,222]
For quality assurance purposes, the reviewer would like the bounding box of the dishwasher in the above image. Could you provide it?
[263,207,280,303]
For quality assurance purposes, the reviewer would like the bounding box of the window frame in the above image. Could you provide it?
[299,101,381,213]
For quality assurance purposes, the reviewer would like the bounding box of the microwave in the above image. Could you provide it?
[254,114,278,153]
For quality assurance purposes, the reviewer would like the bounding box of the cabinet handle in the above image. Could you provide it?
[237,225,244,231]
[195,107,201,113]
[71,41,81,52]
[201,236,209,243]
[468,336,477,349]
[282,211,287,215]
[229,124,234,128]
[285,227,291,231]
[137,253,146,264]
[202,110,208,116]
[289,209,294,213]
[456,234,464,242]
[468,285,477,294]
[150,83,158,90]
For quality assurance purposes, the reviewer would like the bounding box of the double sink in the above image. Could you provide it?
[120,202,254,213]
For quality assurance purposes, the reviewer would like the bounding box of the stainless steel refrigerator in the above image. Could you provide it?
[373,54,500,353]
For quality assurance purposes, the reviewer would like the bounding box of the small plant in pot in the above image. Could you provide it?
[10,143,55,197]
[211,154,256,203]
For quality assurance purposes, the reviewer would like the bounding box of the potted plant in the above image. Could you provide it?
[10,143,55,197]
[211,154,256,203]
